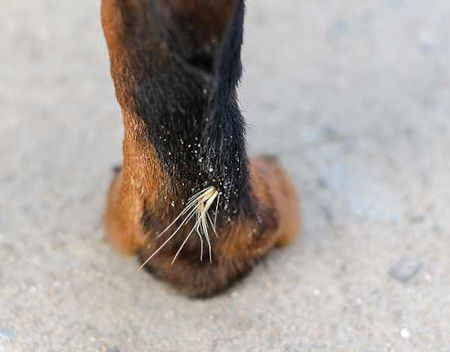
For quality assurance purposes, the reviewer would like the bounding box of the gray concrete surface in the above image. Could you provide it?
[1,0,449,351]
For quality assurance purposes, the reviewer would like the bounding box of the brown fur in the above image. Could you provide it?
[102,0,301,297]
[106,154,300,297]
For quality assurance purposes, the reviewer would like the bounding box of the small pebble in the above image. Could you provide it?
[389,257,422,283]
[418,29,437,53]
[408,214,425,224]
[106,348,120,352]
[400,328,411,339]
[0,329,13,341]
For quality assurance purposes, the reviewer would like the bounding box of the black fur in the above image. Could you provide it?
[119,0,253,218]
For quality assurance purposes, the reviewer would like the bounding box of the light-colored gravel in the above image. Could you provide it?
[1,0,449,351]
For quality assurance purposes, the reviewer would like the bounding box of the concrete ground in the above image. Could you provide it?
[1,0,449,351]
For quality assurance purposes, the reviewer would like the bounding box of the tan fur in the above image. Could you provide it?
[102,0,301,297]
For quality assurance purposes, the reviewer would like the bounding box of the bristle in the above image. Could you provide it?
[138,186,220,270]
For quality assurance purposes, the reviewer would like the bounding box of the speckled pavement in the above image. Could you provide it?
[1,0,449,351]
